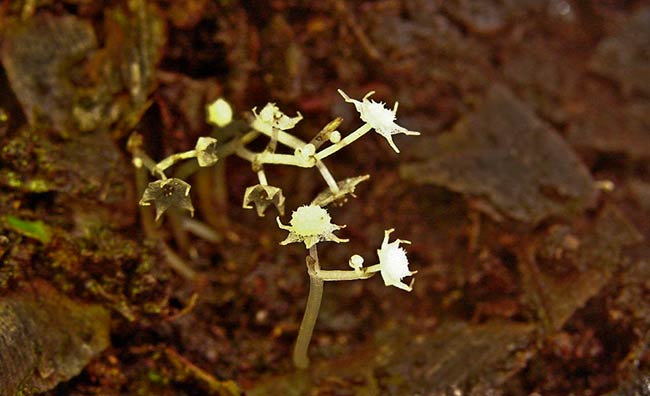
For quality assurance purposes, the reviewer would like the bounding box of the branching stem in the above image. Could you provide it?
[315,160,340,193]
[293,247,381,369]
[315,123,372,160]
[293,246,324,369]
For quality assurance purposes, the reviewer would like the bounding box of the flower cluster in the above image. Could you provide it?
[130,88,420,370]
[277,206,416,292]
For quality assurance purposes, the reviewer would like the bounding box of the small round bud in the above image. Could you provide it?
[295,144,316,159]
[206,98,233,127]
[302,144,315,156]
[329,131,341,144]
[349,254,364,270]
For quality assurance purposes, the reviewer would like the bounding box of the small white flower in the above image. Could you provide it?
[277,205,348,249]
[338,89,420,153]
[253,103,303,131]
[377,229,416,291]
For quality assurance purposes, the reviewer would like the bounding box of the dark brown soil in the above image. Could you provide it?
[1,1,649,395]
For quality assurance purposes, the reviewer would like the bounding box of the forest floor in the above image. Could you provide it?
[1,1,649,395]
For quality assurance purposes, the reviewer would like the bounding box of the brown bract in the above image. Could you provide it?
[139,178,194,221]
[242,184,286,217]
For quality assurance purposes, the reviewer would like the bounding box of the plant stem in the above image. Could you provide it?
[257,169,268,185]
[315,160,340,193]
[316,268,375,281]
[314,123,372,160]
[159,241,198,281]
[308,117,343,149]
[293,246,324,369]
[134,164,158,239]
[256,151,314,168]
[156,149,198,172]
[251,118,306,149]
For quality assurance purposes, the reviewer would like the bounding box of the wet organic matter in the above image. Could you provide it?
[1,1,649,396]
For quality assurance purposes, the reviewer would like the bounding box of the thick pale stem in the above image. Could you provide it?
[127,134,167,180]
[251,119,307,149]
[168,209,191,253]
[134,152,167,180]
[157,150,198,172]
[255,151,314,168]
[293,246,324,369]
[217,131,259,158]
[314,123,372,160]
[235,146,256,162]
[257,169,268,185]
[266,126,279,154]
[309,118,343,149]
[181,217,221,243]
[315,160,340,193]
[134,164,159,238]
[316,269,375,281]
[159,241,198,281]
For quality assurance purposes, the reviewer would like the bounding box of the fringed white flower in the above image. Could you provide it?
[277,205,348,249]
[338,89,420,153]
[377,229,417,291]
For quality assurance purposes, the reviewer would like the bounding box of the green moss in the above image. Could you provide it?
[3,171,51,193]
[25,179,50,192]
[6,171,22,188]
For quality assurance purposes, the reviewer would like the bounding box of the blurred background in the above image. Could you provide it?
[0,1,649,395]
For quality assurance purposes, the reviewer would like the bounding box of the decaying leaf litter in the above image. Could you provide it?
[0,1,649,395]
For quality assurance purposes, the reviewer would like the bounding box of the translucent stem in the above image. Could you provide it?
[217,130,259,158]
[134,164,158,238]
[235,146,256,162]
[314,123,372,160]
[316,269,375,281]
[156,150,198,172]
[181,217,221,243]
[293,246,324,369]
[159,241,198,281]
[251,119,306,149]
[168,209,191,253]
[309,118,343,149]
[265,126,279,154]
[315,160,340,193]
[127,133,168,180]
[141,156,168,180]
[255,151,314,168]
[257,169,268,185]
